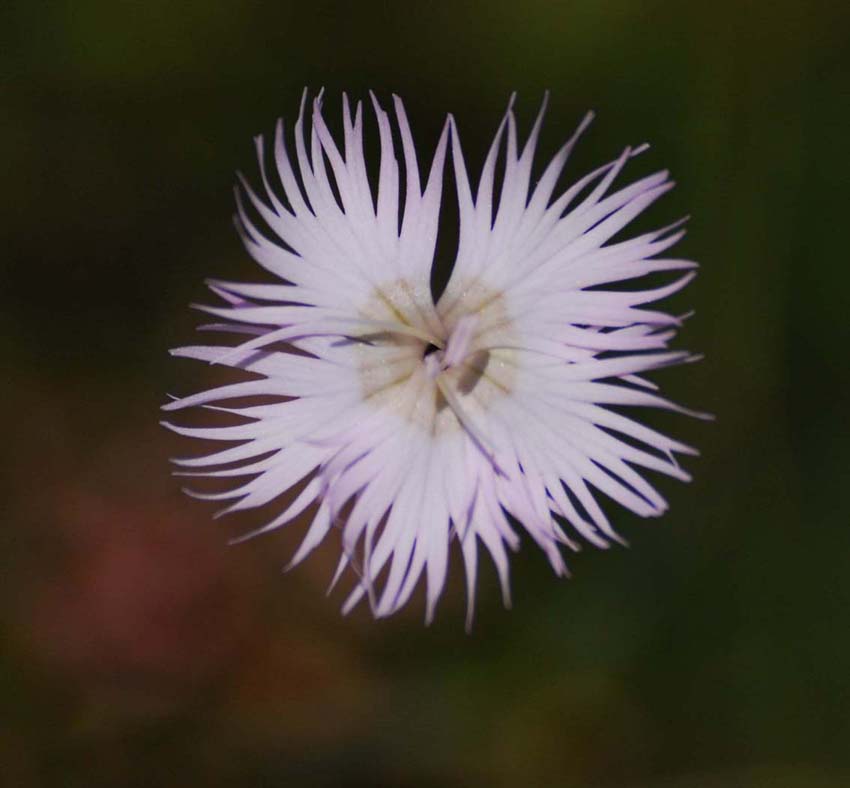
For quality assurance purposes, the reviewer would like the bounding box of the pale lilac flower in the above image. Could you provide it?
[163,91,707,627]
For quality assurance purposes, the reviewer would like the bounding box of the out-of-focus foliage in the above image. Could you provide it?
[2,2,849,786]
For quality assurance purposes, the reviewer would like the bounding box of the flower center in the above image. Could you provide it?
[354,281,517,451]
[423,314,479,380]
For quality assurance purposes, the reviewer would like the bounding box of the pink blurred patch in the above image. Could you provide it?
[17,482,257,715]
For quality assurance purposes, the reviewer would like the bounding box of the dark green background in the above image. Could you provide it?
[3,2,849,786]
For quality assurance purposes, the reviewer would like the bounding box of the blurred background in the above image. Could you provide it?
[3,1,849,786]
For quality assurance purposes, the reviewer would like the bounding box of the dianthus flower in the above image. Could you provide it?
[163,91,707,626]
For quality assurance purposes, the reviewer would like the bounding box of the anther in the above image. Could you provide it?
[441,314,479,370]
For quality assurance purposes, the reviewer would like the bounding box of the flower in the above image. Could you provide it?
[163,90,707,627]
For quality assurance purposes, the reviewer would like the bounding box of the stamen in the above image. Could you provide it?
[442,314,479,369]
[435,375,503,474]
[350,319,444,347]
[213,317,443,365]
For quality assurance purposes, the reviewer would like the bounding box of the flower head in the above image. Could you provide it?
[163,91,708,627]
